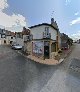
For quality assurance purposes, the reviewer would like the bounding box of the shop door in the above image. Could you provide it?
[44,41,50,59]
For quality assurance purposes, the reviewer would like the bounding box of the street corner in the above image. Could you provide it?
[58,58,64,63]
[26,55,62,65]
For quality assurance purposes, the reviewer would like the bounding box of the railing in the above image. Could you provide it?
[43,32,51,39]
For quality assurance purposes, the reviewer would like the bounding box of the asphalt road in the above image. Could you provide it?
[0,45,58,92]
[0,44,80,92]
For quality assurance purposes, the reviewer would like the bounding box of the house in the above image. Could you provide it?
[24,18,61,59]
[0,28,6,45]
[15,32,24,46]
[0,28,16,45]
[61,33,73,50]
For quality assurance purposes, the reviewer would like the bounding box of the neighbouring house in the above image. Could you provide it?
[0,28,16,45]
[15,32,24,46]
[61,33,73,50]
[22,27,33,54]
[0,28,6,45]
[15,27,33,48]
[24,18,61,59]
[6,31,16,45]
[77,39,80,43]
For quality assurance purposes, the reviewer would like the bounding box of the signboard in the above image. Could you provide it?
[33,41,43,55]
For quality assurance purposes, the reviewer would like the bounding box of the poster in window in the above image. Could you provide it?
[33,41,43,54]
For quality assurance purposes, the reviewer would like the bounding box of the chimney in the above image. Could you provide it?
[51,18,54,25]
[51,18,58,29]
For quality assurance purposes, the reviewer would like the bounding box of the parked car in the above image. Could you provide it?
[11,44,22,50]
[61,43,69,50]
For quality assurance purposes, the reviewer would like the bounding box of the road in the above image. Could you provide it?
[0,44,80,92]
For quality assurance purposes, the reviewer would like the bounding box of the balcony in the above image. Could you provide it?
[43,32,51,39]
[24,35,33,42]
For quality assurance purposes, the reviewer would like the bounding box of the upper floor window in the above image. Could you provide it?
[45,27,49,35]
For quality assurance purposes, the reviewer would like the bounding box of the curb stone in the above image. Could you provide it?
[16,49,71,65]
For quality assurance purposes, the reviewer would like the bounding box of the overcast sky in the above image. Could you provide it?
[0,0,80,40]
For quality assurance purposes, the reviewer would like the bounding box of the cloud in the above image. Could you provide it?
[65,0,71,5]
[0,0,27,32]
[75,12,79,16]
[70,31,80,40]
[0,0,8,11]
[70,17,80,25]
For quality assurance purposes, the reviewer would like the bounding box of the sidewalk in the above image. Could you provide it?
[17,51,64,65]
[17,45,74,65]
[27,55,64,65]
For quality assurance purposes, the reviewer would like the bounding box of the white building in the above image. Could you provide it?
[0,28,16,45]
[23,18,61,59]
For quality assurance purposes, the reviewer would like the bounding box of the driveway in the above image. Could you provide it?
[0,44,80,92]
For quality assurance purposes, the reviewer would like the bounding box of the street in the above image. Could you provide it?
[0,44,80,92]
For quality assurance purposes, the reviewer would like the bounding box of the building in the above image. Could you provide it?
[24,18,61,59]
[15,32,24,46]
[0,28,15,45]
[61,33,73,50]
[15,27,33,48]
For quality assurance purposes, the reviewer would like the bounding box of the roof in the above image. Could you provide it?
[29,23,59,31]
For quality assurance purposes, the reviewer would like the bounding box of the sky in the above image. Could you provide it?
[0,0,80,40]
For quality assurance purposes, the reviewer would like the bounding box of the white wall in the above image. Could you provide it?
[6,36,16,44]
[30,25,57,40]
[16,38,24,46]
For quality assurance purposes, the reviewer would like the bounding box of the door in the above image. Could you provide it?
[44,41,50,59]
[44,46,49,59]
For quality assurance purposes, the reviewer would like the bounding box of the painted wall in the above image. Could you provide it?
[6,36,16,44]
[24,41,32,54]
[30,25,57,40]
[16,38,24,46]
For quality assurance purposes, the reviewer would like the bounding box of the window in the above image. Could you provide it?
[1,34,6,38]
[45,27,49,35]
[11,37,13,39]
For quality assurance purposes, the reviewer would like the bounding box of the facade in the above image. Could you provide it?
[15,27,33,49]
[23,18,61,59]
[15,32,24,46]
[0,28,15,45]
[61,33,73,50]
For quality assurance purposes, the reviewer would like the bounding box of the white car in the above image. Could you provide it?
[12,44,22,50]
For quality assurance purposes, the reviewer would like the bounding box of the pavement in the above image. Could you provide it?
[0,44,80,92]
[17,51,66,65]
[18,48,72,65]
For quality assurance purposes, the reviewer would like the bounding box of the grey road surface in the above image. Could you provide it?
[0,44,80,92]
